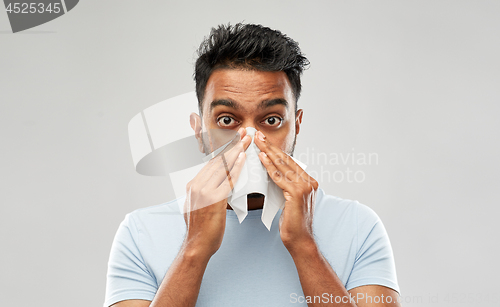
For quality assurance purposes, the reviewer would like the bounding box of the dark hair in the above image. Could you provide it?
[194,23,309,113]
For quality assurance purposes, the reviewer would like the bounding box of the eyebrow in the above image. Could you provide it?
[209,98,288,112]
[210,99,240,112]
[259,98,288,110]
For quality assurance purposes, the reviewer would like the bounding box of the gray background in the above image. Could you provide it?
[1,1,499,306]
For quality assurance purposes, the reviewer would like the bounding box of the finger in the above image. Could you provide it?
[257,151,297,191]
[211,127,246,159]
[253,131,302,181]
[221,154,233,191]
[262,149,318,189]
[216,151,246,197]
[205,136,249,190]
[198,130,251,189]
[255,131,317,188]
[265,150,311,185]
[195,128,246,182]
[217,128,251,165]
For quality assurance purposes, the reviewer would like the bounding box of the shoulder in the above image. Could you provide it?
[314,187,380,229]
[313,187,387,256]
[312,188,393,284]
[122,196,186,234]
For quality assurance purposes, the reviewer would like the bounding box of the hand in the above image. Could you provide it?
[254,130,319,253]
[182,128,251,259]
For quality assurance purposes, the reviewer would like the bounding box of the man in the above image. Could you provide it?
[104,23,400,306]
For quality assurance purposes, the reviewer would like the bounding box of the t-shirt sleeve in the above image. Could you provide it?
[103,213,157,307]
[345,203,400,294]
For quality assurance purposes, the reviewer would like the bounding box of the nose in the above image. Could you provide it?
[243,126,257,140]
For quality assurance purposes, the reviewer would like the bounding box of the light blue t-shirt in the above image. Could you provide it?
[104,187,399,306]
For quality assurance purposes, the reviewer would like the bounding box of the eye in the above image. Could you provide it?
[217,116,238,127]
[263,116,282,127]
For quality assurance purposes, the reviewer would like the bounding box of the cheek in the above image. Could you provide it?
[282,132,296,153]
[282,121,297,151]
[269,128,296,154]
[201,119,241,153]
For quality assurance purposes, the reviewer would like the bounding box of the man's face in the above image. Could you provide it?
[193,69,303,156]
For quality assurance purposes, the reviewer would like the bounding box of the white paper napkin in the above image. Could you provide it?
[226,127,307,230]
[170,127,306,230]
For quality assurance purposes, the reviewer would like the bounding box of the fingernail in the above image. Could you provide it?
[257,131,266,141]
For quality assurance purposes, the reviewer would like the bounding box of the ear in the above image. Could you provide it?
[295,109,303,135]
[190,112,205,153]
